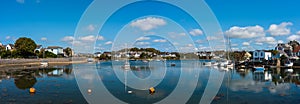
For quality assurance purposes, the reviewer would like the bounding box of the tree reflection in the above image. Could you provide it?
[14,74,37,90]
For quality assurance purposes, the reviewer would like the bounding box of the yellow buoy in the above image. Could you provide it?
[149,87,155,94]
[29,88,36,93]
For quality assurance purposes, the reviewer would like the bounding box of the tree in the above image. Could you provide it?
[64,47,72,57]
[14,37,37,58]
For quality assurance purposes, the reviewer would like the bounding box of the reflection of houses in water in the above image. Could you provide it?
[47,69,64,76]
[253,71,272,81]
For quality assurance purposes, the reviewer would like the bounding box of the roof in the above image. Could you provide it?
[5,44,15,48]
[47,46,63,49]
[36,45,42,49]
[293,46,300,52]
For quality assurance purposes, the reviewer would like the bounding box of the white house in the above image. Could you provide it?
[45,46,64,55]
[252,50,272,61]
[5,44,14,51]
[94,52,102,57]
[35,45,43,53]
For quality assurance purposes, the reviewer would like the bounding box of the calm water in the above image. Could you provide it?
[1,60,300,104]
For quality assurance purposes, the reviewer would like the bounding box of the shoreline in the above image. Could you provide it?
[0,58,88,68]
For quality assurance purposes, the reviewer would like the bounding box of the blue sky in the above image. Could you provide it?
[1,0,300,52]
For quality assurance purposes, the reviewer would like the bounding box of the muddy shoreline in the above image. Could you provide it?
[0,57,89,70]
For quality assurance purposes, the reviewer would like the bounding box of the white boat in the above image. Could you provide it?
[284,69,293,73]
[218,60,228,67]
[87,58,94,63]
[40,60,48,67]
[170,63,176,66]
[284,61,293,67]
[122,61,130,70]
[203,62,212,66]
[122,43,130,70]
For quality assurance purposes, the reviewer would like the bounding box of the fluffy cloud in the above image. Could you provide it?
[278,40,284,44]
[5,36,11,40]
[97,35,105,40]
[87,24,96,32]
[255,43,263,46]
[41,37,47,41]
[195,39,207,44]
[207,36,221,40]
[225,25,265,38]
[16,0,24,4]
[187,44,193,47]
[153,39,167,43]
[287,34,300,41]
[242,42,250,46]
[268,22,292,36]
[231,44,238,47]
[130,17,166,31]
[61,36,74,42]
[79,35,96,41]
[255,37,276,45]
[135,42,150,46]
[79,35,104,41]
[189,29,203,36]
[297,31,300,35]
[136,37,150,41]
[168,32,186,38]
[105,41,113,45]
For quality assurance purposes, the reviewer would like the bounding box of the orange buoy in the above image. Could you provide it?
[29,88,36,93]
[149,87,155,94]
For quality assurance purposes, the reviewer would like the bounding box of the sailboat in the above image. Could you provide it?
[226,35,234,68]
[122,44,130,70]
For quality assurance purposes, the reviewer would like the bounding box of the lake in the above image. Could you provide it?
[1,60,300,104]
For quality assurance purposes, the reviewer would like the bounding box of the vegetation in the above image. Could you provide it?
[64,47,72,57]
[14,37,37,58]
[0,37,72,59]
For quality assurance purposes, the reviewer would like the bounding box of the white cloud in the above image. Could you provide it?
[79,35,96,41]
[195,39,206,44]
[5,36,11,40]
[97,35,105,40]
[207,36,221,40]
[153,39,167,43]
[79,35,104,41]
[130,17,166,31]
[168,32,186,38]
[189,29,203,36]
[231,44,238,47]
[41,37,47,41]
[278,40,284,44]
[187,44,193,47]
[242,42,250,46]
[87,24,96,32]
[135,42,150,46]
[268,22,292,36]
[61,36,74,42]
[297,31,300,35]
[287,34,300,41]
[136,37,150,41]
[255,43,263,46]
[16,0,24,4]
[105,41,113,45]
[255,37,276,45]
[225,25,265,38]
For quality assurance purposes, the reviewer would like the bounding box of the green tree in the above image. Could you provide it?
[14,37,37,58]
[64,47,72,57]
